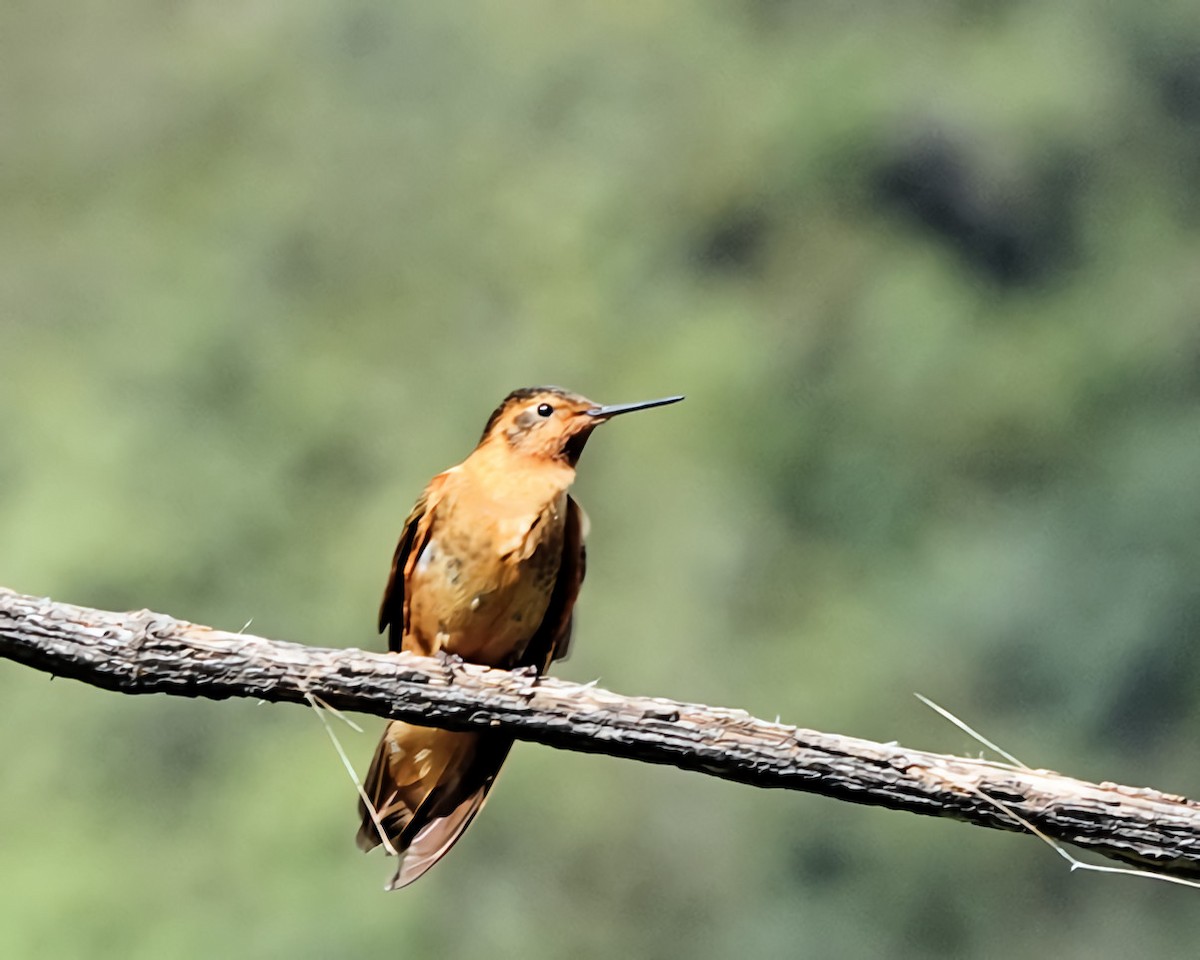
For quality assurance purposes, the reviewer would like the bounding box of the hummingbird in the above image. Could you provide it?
[357,386,684,889]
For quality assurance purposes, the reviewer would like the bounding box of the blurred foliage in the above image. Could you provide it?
[4,0,1200,956]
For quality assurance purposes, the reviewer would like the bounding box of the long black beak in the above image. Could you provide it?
[586,395,685,420]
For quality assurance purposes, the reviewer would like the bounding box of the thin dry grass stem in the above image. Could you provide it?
[913,693,1026,767]
[308,694,364,734]
[916,693,1200,892]
[967,781,1200,890]
[303,691,398,858]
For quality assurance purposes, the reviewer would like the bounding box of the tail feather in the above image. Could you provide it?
[385,787,491,889]
[357,721,512,885]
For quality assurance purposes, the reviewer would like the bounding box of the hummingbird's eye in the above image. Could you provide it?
[536,403,554,417]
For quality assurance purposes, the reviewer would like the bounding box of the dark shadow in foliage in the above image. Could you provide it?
[689,204,770,275]
[971,635,1064,718]
[788,836,857,889]
[901,877,972,957]
[1095,588,1200,752]
[872,129,1084,287]
[1129,31,1200,219]
[1128,24,1200,128]
[954,421,1067,494]
[1155,48,1200,126]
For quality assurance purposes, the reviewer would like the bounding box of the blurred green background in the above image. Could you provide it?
[4,1,1200,956]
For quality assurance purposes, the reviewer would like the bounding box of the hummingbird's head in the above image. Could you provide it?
[480,386,683,466]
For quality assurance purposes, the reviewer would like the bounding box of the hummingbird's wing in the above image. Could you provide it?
[520,495,588,671]
[378,471,453,650]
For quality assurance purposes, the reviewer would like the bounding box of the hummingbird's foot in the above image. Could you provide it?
[511,664,543,701]
[434,648,465,679]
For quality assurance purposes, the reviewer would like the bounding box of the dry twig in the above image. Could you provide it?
[2,586,1199,879]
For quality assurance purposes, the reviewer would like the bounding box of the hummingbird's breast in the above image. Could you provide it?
[406,487,569,666]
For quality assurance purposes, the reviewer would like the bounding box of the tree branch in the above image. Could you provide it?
[2,586,1198,879]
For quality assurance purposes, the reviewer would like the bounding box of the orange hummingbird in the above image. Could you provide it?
[356,386,683,889]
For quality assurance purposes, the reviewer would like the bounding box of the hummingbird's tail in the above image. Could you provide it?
[357,721,513,890]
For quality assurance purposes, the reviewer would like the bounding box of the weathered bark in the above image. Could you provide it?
[2,586,1198,878]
